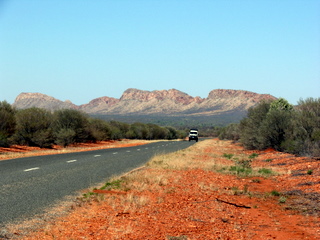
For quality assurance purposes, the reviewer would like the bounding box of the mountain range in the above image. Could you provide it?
[12,88,276,126]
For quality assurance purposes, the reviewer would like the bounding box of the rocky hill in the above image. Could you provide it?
[13,88,276,116]
[13,92,77,110]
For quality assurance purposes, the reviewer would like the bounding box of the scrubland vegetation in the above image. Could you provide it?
[1,97,319,158]
[0,102,185,148]
[218,97,320,158]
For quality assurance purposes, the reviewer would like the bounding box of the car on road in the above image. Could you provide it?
[189,129,198,142]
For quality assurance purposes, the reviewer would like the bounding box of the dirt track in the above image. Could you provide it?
[2,139,320,239]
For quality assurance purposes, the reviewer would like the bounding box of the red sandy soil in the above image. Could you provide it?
[2,139,320,239]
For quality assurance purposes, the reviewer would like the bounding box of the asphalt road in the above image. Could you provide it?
[0,140,197,227]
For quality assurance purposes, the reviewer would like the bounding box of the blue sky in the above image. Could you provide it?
[1,0,319,105]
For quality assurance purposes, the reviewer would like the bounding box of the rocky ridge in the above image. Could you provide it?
[13,92,77,110]
[13,88,276,116]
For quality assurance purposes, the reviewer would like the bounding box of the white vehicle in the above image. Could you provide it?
[189,129,198,142]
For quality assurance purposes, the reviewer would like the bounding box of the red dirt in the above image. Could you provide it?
[3,139,320,239]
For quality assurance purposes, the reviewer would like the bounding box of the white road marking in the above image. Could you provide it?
[113,152,118,154]
[126,150,131,152]
[137,149,141,151]
[94,155,101,157]
[24,167,39,172]
[67,160,77,163]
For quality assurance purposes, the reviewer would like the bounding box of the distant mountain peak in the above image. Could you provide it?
[13,92,77,111]
[120,88,200,105]
[13,88,277,117]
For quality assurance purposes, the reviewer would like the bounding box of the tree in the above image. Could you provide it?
[165,126,178,140]
[148,124,168,139]
[239,98,294,151]
[270,98,293,111]
[0,101,16,147]
[259,109,293,151]
[55,128,76,147]
[283,98,320,156]
[12,108,54,147]
[239,100,272,149]
[52,109,90,146]
[109,121,129,139]
[218,123,240,141]
[126,122,150,139]
[88,118,112,141]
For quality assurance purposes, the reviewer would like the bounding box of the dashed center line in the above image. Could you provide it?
[24,167,39,172]
[67,160,77,163]
[21,143,173,173]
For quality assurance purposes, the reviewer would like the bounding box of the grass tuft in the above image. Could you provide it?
[248,153,259,159]
[307,169,313,175]
[271,190,280,196]
[223,153,234,159]
[258,168,273,175]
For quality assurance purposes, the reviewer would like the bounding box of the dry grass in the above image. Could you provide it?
[91,140,223,213]
[112,139,276,199]
[147,140,218,171]
[9,139,320,240]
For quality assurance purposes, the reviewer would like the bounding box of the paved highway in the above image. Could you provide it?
[0,140,197,226]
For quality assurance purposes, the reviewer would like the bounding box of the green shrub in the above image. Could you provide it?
[218,123,240,141]
[258,168,273,175]
[279,196,287,204]
[239,100,272,150]
[88,118,112,141]
[101,179,123,190]
[238,98,320,158]
[52,109,90,146]
[0,101,16,147]
[229,165,252,176]
[289,98,320,157]
[55,128,76,147]
[271,190,280,196]
[240,98,294,151]
[223,153,234,159]
[248,153,259,159]
[0,133,9,147]
[12,108,54,147]
[259,108,293,151]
